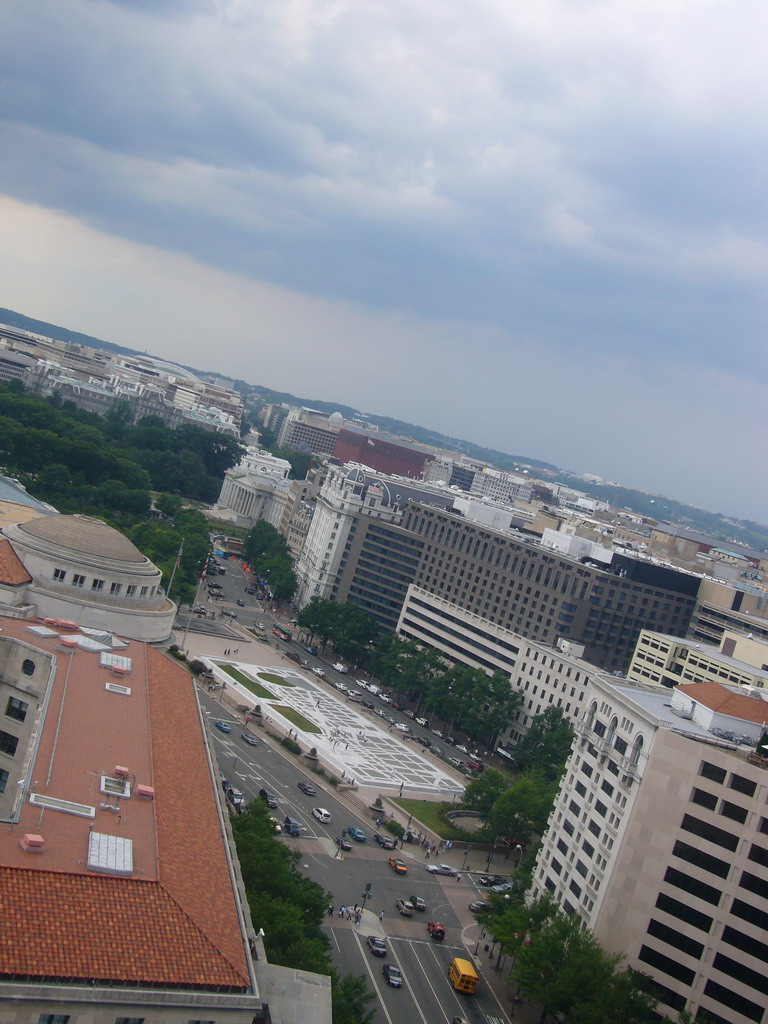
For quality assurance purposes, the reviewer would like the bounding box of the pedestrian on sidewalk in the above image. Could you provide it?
[327,903,334,917]
[338,905,346,918]
[379,911,384,923]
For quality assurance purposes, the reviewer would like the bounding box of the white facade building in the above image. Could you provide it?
[215,448,293,529]
[532,675,768,1024]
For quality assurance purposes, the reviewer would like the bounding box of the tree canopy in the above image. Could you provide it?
[513,706,575,781]
[244,521,297,602]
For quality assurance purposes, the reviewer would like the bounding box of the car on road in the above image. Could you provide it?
[236,599,245,606]
[374,708,388,719]
[256,622,265,629]
[395,898,414,916]
[427,921,445,941]
[222,610,237,619]
[469,900,492,913]
[367,935,386,957]
[333,681,348,692]
[259,788,278,808]
[297,781,316,796]
[374,833,396,849]
[312,807,331,823]
[240,732,258,746]
[415,717,428,727]
[492,882,515,893]
[382,963,402,988]
[361,699,374,709]
[332,663,348,673]
[378,693,392,704]
[403,709,415,719]
[409,895,426,912]
[431,728,444,738]
[395,723,409,733]
[416,736,432,747]
[312,667,326,678]
[456,744,469,754]
[388,856,408,874]
[479,874,506,887]
[335,834,352,850]
[452,1018,470,1024]
[213,720,232,733]
[347,690,362,702]
[426,863,456,876]
[448,757,465,768]
[347,826,367,843]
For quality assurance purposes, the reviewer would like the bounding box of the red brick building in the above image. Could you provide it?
[334,425,435,479]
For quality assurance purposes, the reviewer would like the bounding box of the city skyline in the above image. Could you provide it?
[0,1,766,520]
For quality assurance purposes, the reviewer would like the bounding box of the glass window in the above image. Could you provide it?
[5,697,28,722]
[0,731,19,757]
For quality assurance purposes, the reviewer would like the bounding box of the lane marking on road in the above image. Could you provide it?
[352,933,397,1024]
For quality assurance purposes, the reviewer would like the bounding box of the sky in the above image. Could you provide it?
[0,0,766,521]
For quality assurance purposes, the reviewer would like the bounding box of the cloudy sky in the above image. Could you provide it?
[1,0,766,521]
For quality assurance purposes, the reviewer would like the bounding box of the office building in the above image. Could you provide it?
[532,675,768,1024]
[333,424,435,480]
[277,408,343,455]
[628,628,768,691]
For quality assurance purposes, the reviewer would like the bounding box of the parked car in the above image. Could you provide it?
[236,599,245,606]
[456,744,469,754]
[312,666,326,678]
[427,921,445,941]
[416,736,432,747]
[479,874,506,887]
[335,835,352,851]
[367,935,386,957]
[409,896,426,912]
[347,690,362,702]
[375,708,388,719]
[378,693,392,704]
[283,816,303,836]
[389,857,408,874]
[395,723,409,733]
[312,807,331,823]
[240,732,258,746]
[374,833,396,849]
[395,899,415,916]
[347,826,367,843]
[269,816,282,834]
[297,781,316,796]
[403,709,415,719]
[431,728,444,738]
[382,963,402,988]
[259,788,278,808]
[361,699,374,709]
[426,863,456,876]
[213,720,232,733]
[222,610,237,619]
[415,717,428,727]
[492,882,515,893]
[332,663,348,673]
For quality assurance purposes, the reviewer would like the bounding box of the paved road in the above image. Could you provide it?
[202,688,512,1024]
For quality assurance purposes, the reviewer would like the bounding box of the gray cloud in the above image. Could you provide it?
[0,0,766,516]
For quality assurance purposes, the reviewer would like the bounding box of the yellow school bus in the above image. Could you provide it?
[448,957,478,994]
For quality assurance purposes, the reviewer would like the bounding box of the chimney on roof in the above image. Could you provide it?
[20,833,45,854]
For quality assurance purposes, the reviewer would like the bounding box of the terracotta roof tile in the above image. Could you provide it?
[677,681,768,725]
[0,538,32,585]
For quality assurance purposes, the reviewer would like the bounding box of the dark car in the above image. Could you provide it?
[382,963,402,987]
[213,720,232,733]
[469,900,492,913]
[259,788,278,808]
[409,896,426,912]
[416,736,432,747]
[335,835,352,851]
[297,781,316,796]
[374,833,396,849]
[367,935,386,957]
[240,732,258,746]
[236,599,245,606]
[347,826,367,843]
[479,874,506,887]
[361,699,375,709]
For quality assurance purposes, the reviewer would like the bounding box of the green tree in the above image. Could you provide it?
[513,706,575,781]
[463,767,508,817]
[330,973,376,1024]
[485,770,558,846]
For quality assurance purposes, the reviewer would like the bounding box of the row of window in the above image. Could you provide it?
[39,1017,216,1024]
[52,568,155,597]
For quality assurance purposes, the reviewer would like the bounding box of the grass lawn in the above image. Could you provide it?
[258,671,294,687]
[394,798,471,841]
[221,665,274,699]
[271,705,321,734]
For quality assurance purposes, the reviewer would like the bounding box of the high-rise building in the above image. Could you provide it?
[333,424,435,479]
[532,675,768,1024]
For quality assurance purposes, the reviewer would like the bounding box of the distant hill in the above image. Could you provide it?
[3,306,766,550]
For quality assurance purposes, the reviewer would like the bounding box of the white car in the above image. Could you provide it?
[415,717,428,727]
[426,863,456,876]
[333,663,349,673]
[395,723,409,733]
[312,666,326,678]
[348,690,363,702]
[312,807,332,823]
[378,693,393,704]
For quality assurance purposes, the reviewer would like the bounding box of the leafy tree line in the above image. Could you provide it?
[0,383,244,517]
[231,799,374,1024]
[243,521,297,602]
[296,596,380,664]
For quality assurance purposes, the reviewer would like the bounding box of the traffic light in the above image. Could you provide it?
[364,882,371,893]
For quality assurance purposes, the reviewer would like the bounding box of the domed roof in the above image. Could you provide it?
[17,515,147,563]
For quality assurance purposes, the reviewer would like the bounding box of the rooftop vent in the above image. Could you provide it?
[29,793,95,818]
[105,681,131,696]
[20,833,45,854]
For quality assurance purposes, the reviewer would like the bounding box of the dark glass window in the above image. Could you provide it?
[655,892,712,933]
[638,945,695,985]
[711,955,768,996]
[722,925,768,962]
[739,870,768,900]
[690,787,717,811]
[646,919,704,959]
[5,697,28,722]
[663,867,721,906]
[699,761,726,784]
[681,813,738,852]
[22,659,35,676]
[731,896,768,930]
[672,839,729,879]
[720,800,748,824]
[0,731,19,757]
[748,844,768,869]
[729,774,756,797]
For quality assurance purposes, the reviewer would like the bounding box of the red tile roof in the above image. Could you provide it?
[0,618,250,990]
[677,681,768,725]
[0,538,32,585]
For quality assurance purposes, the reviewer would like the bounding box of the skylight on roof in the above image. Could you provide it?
[29,793,95,818]
[87,831,133,876]
[105,681,132,696]
[27,626,59,637]
[100,653,132,671]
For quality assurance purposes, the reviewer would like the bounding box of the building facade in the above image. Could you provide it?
[333,425,435,479]
[628,628,768,691]
[532,676,768,1024]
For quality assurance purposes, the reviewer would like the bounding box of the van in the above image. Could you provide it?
[283,816,303,836]
[448,957,478,994]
